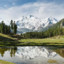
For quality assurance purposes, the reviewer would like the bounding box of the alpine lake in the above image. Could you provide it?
[0,46,64,64]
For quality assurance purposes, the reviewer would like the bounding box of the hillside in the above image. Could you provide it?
[18,19,64,46]
[22,19,64,38]
[19,36,64,46]
[0,19,64,46]
[44,18,64,37]
[0,33,19,46]
[0,33,64,46]
[48,18,64,30]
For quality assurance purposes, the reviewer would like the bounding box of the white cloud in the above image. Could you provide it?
[0,2,64,24]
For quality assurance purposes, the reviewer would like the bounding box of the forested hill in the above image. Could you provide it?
[47,18,64,36]
[22,19,64,38]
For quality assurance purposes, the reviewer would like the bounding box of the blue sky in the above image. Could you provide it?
[0,0,64,8]
[0,0,36,8]
[0,0,64,23]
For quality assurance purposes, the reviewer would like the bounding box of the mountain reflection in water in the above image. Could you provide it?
[0,46,64,64]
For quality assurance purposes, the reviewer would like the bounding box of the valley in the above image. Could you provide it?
[19,36,64,46]
[0,0,64,64]
[0,16,64,46]
[0,33,64,46]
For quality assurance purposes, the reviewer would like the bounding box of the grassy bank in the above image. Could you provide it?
[0,33,19,46]
[0,60,15,64]
[19,36,64,46]
[0,33,64,46]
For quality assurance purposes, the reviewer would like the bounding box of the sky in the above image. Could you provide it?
[0,0,64,23]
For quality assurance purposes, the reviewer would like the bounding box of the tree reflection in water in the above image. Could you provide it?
[0,47,17,57]
[54,49,64,58]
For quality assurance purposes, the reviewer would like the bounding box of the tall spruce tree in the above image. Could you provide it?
[1,21,5,33]
[10,20,14,29]
[14,21,17,34]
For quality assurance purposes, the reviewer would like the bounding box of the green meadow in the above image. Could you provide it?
[19,36,64,46]
[0,33,64,46]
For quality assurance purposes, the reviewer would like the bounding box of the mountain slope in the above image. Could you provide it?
[16,15,58,34]
[0,33,19,46]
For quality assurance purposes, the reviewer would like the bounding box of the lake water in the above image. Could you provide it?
[0,46,64,64]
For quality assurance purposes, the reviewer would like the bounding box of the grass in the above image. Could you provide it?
[0,33,64,46]
[19,36,64,46]
[0,60,15,64]
[47,59,57,63]
[0,33,16,40]
[0,33,20,46]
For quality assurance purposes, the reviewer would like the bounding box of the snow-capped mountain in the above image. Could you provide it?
[16,15,58,33]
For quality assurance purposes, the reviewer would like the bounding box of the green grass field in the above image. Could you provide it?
[19,36,64,46]
[0,60,15,64]
[0,33,64,46]
[0,33,19,46]
[0,33,17,40]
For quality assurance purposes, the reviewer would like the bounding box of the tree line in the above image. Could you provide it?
[22,19,64,38]
[0,20,17,34]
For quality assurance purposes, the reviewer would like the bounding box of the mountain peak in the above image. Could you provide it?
[29,15,34,18]
[16,16,58,34]
[48,17,57,21]
[47,17,58,24]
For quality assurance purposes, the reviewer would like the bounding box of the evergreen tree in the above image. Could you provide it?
[1,21,5,33]
[14,21,17,34]
[10,20,14,29]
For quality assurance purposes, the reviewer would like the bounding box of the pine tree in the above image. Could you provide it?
[5,25,7,34]
[10,20,14,29]
[14,21,17,34]
[1,21,5,33]
[8,26,11,34]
